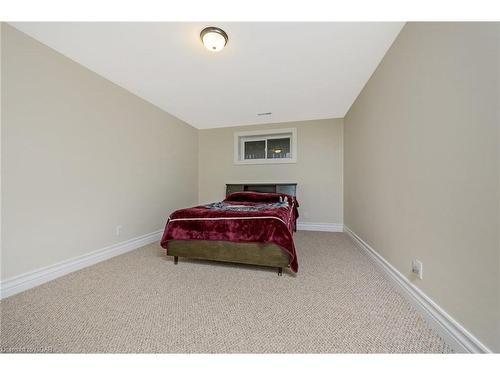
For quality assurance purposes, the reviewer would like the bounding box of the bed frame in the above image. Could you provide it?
[168,183,297,276]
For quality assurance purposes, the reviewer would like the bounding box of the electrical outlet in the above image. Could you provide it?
[412,259,423,280]
[115,225,122,237]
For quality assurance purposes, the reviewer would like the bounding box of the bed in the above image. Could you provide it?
[160,183,299,275]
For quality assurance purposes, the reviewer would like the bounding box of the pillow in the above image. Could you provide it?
[225,191,298,207]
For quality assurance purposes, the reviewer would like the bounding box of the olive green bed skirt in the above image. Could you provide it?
[167,240,290,272]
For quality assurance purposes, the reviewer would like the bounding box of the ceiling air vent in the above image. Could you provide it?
[257,112,272,116]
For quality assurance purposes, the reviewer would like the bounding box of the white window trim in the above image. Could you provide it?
[234,128,297,165]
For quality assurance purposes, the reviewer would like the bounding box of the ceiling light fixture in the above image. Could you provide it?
[200,27,228,52]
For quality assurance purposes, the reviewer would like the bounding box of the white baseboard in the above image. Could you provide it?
[343,225,492,353]
[0,229,163,299]
[297,222,343,232]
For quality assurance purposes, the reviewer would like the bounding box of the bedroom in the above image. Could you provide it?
[1,0,499,372]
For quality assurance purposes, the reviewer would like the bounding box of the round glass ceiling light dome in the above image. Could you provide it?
[200,27,228,52]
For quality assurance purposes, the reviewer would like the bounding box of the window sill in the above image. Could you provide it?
[234,158,297,165]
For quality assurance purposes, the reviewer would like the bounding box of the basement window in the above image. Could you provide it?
[234,128,297,165]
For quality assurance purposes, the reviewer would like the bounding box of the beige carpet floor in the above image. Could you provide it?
[0,231,452,353]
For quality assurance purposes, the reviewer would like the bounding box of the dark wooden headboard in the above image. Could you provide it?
[226,183,297,197]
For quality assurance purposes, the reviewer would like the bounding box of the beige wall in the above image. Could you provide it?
[344,22,500,351]
[0,23,3,272]
[198,119,344,225]
[1,24,198,280]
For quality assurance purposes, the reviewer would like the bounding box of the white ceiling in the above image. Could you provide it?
[10,22,404,129]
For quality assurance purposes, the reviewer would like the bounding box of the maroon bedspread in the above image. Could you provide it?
[160,192,299,272]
